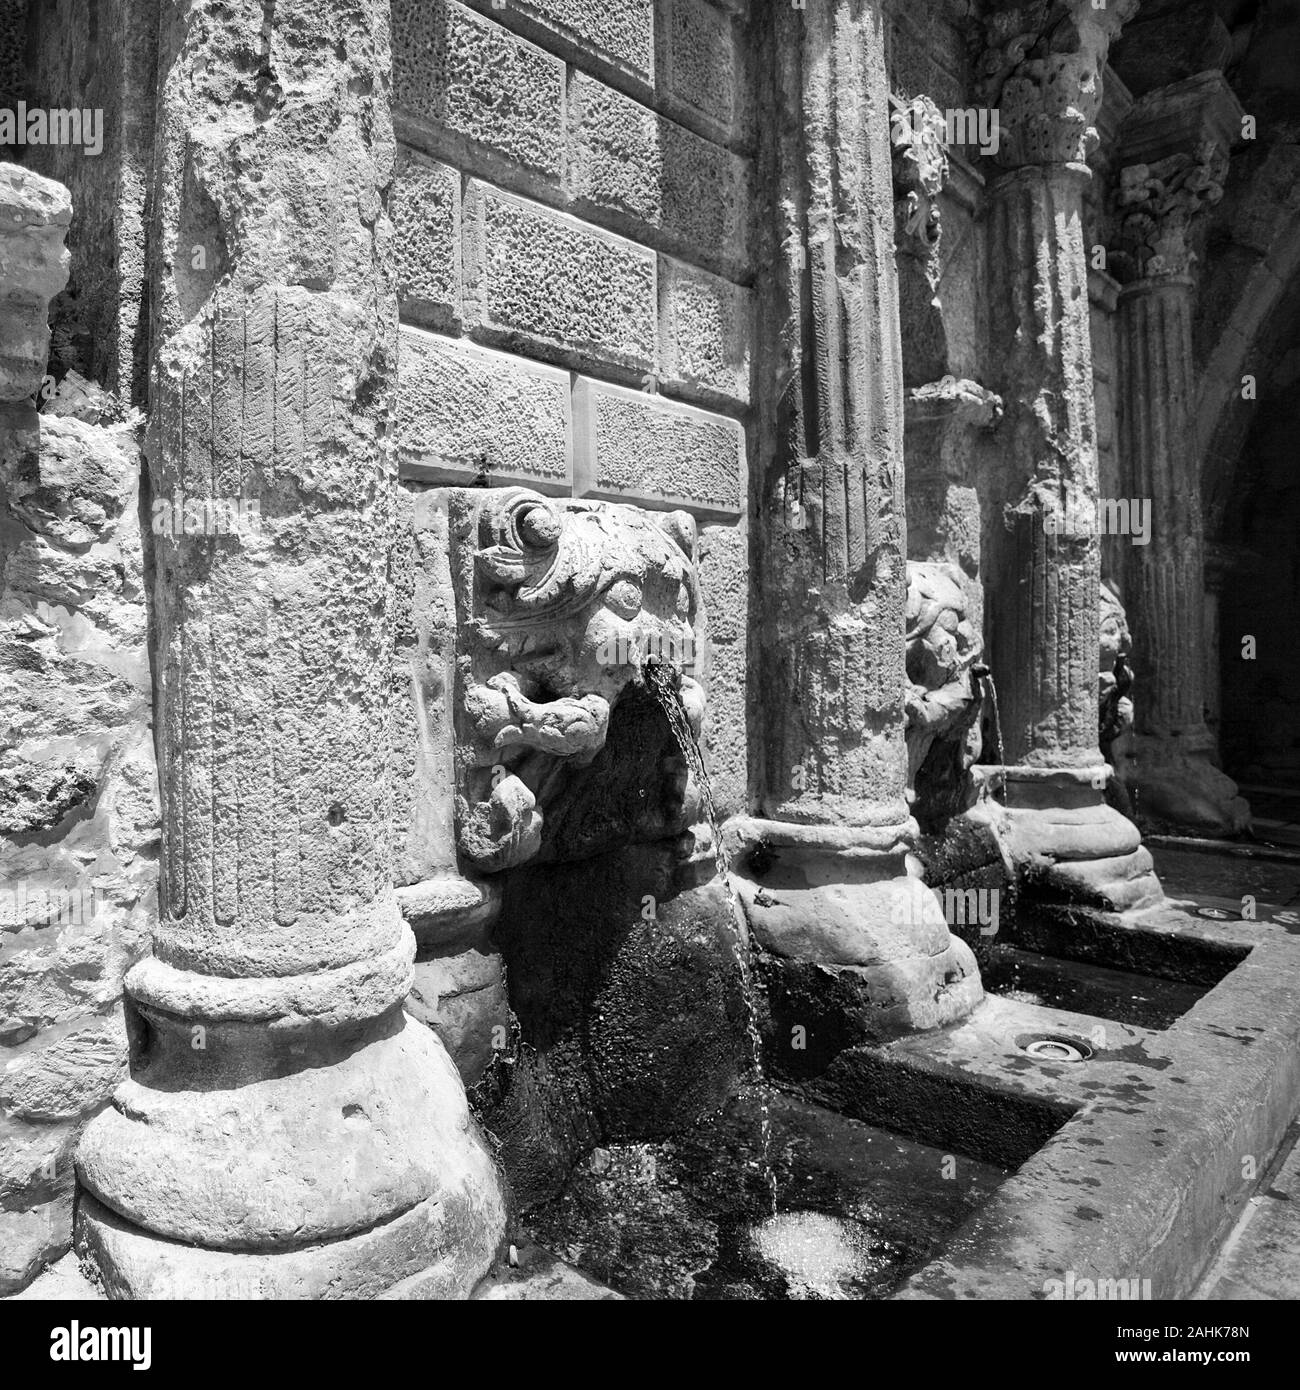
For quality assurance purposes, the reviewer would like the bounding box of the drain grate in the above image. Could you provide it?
[1017,1033,1093,1063]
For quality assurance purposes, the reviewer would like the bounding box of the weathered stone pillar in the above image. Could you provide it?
[735,0,981,1036]
[978,0,1160,908]
[0,163,70,403]
[75,0,505,1298]
[1109,75,1249,835]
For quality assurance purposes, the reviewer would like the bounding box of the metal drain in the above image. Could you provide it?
[1018,1033,1093,1063]
[1196,906,1233,920]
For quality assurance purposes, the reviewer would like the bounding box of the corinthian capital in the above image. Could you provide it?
[976,0,1137,168]
[1111,139,1228,279]
[1107,72,1243,281]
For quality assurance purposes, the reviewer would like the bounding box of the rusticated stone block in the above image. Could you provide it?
[391,0,564,181]
[657,0,742,138]
[397,328,572,490]
[572,377,744,520]
[462,182,657,372]
[484,0,655,82]
[567,73,749,272]
[393,147,461,329]
[658,257,751,404]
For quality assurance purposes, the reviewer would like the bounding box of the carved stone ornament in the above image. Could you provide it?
[1112,139,1228,279]
[975,0,1137,168]
[1098,577,1134,751]
[890,94,950,255]
[456,487,705,872]
[904,560,984,823]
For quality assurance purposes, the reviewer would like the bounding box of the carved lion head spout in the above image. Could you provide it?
[457,488,706,873]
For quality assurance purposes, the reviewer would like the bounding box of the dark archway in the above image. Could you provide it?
[1217,322,1300,788]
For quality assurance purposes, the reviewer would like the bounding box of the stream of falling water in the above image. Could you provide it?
[644,660,777,1214]
[976,666,1007,803]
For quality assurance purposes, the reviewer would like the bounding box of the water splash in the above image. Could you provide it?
[643,659,776,1213]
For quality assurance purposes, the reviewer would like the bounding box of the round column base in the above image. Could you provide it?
[728,817,984,1037]
[75,1185,504,1301]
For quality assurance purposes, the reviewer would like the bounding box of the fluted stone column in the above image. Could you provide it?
[75,0,505,1298]
[1109,75,1249,835]
[979,0,1161,909]
[735,0,982,1038]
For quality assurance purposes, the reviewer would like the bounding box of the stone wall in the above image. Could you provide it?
[388,0,751,818]
[0,14,158,1289]
[0,390,157,1294]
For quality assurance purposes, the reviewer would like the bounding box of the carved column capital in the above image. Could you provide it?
[890,94,950,257]
[1107,73,1244,282]
[1110,138,1228,280]
[976,0,1137,169]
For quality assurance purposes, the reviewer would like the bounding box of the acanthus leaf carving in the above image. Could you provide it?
[975,0,1137,169]
[1110,139,1228,280]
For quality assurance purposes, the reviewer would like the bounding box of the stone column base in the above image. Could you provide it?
[76,1183,502,1301]
[728,818,983,1040]
[993,766,1164,911]
[75,948,507,1299]
[1126,735,1251,837]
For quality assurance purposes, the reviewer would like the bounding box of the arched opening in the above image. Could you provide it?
[1216,315,1300,798]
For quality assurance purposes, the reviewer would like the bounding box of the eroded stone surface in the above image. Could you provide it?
[4,0,1296,1308]
[0,164,71,401]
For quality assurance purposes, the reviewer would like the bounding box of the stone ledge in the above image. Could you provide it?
[895,914,1300,1299]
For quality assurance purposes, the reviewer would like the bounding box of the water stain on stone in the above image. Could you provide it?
[1104,1040,1173,1071]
